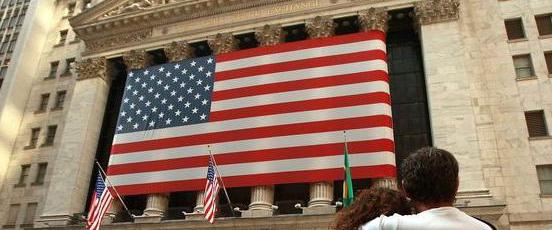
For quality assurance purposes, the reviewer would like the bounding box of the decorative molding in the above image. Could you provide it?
[123,49,150,70]
[163,41,192,62]
[255,24,282,46]
[208,33,237,55]
[305,15,335,39]
[358,7,388,32]
[102,0,156,18]
[414,0,460,25]
[75,57,108,82]
[85,29,152,53]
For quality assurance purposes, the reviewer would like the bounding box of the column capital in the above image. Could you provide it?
[164,41,192,62]
[123,49,150,70]
[414,0,460,25]
[306,15,335,39]
[208,33,237,55]
[255,24,282,46]
[358,7,388,33]
[75,57,108,82]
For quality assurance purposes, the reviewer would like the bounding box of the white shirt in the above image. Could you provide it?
[360,207,492,230]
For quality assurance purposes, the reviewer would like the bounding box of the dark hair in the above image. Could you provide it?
[332,188,411,230]
[400,147,459,204]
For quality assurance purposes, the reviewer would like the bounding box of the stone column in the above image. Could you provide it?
[302,16,336,214]
[103,199,122,224]
[38,57,111,227]
[185,191,205,220]
[163,41,192,62]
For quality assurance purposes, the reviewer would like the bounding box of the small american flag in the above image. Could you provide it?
[203,155,220,223]
[87,172,114,230]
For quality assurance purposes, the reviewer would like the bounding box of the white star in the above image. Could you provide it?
[152,107,158,112]
[196,79,203,85]
[159,112,164,118]
[172,77,178,82]
[187,87,193,94]
[133,123,139,129]
[161,98,167,104]
[185,101,191,108]
[159,67,165,72]
[198,66,204,72]
[174,64,180,69]
[145,101,151,107]
[134,77,140,83]
[194,93,201,99]
[178,96,184,102]
[168,104,174,110]
[175,110,181,116]
[141,82,147,88]
[164,85,170,91]
[148,88,154,93]
[189,74,195,80]
[136,109,141,115]
[180,82,186,88]
[192,107,198,114]
[143,70,149,75]
[204,85,211,91]
[123,98,129,103]
[142,115,149,121]
[149,121,156,127]
[200,113,206,120]
[132,90,138,95]
[183,116,189,123]
[170,90,176,96]
[129,72,134,77]
[165,119,172,125]
[155,93,161,99]
[202,99,208,105]
[150,74,156,80]
[139,96,144,101]
[126,117,132,123]
[126,85,132,90]
[182,69,188,74]
[157,79,163,85]
[207,58,213,64]
[117,125,123,131]
[166,72,172,77]
[191,61,197,66]
[121,111,127,117]
[130,103,136,109]
[206,71,212,77]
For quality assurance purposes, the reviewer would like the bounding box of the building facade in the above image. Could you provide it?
[0,0,551,229]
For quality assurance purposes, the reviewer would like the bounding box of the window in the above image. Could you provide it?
[545,52,552,75]
[525,110,548,137]
[505,18,525,40]
[26,128,39,148]
[62,58,75,75]
[16,11,25,26]
[7,40,15,52]
[535,13,552,36]
[5,204,20,227]
[37,93,49,112]
[17,165,30,185]
[537,165,552,195]
[513,55,535,78]
[42,125,56,146]
[53,91,66,109]
[47,61,58,79]
[66,3,75,16]
[33,163,47,185]
[58,30,67,45]
[22,203,37,226]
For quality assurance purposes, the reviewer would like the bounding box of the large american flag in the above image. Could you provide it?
[106,31,396,195]
[87,172,114,230]
[203,155,220,223]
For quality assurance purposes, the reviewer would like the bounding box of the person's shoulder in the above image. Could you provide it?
[359,213,423,230]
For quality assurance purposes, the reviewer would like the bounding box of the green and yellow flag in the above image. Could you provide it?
[342,135,354,207]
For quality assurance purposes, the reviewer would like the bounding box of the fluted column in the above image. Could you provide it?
[302,16,336,214]
[194,191,205,213]
[103,199,122,224]
[163,41,192,62]
[371,178,398,190]
[358,7,388,33]
[143,193,169,216]
[38,57,111,227]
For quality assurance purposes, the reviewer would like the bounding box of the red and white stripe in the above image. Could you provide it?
[107,31,395,195]
[203,169,219,223]
[87,190,114,230]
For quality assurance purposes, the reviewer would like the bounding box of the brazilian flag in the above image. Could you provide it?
[342,141,354,207]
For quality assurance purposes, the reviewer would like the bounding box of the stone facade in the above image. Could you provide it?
[0,0,551,229]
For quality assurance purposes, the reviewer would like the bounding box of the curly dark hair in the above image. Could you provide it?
[400,147,459,204]
[331,187,411,230]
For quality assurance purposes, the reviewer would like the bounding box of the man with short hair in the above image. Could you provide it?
[361,147,492,230]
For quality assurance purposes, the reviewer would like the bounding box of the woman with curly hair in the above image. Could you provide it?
[332,187,411,230]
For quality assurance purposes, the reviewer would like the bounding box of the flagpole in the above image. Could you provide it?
[94,160,134,218]
[207,145,235,216]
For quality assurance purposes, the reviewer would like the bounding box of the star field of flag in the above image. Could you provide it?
[115,55,215,134]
